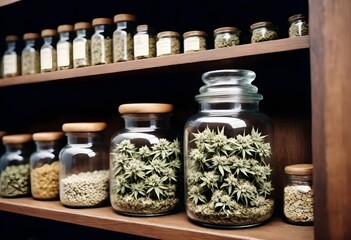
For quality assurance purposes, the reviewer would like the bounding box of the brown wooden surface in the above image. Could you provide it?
[0,0,19,7]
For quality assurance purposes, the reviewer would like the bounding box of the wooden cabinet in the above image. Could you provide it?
[0,0,350,239]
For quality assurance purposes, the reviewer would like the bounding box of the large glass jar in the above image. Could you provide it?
[184,69,274,228]
[91,17,113,65]
[30,131,64,200]
[2,35,21,78]
[113,13,136,62]
[0,134,33,197]
[40,29,58,72]
[59,122,109,208]
[110,103,182,216]
[21,32,40,75]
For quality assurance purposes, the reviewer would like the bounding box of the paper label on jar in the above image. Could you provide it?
[57,42,70,66]
[134,34,149,57]
[156,38,171,56]
[3,53,17,75]
[73,41,87,59]
[40,48,53,70]
[184,37,200,52]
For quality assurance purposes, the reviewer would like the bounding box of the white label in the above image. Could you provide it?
[184,37,200,52]
[3,53,17,75]
[73,41,86,59]
[57,42,70,67]
[40,48,53,70]
[134,34,149,57]
[156,38,171,56]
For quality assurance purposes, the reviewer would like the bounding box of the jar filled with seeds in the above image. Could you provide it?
[57,24,74,70]
[183,30,207,53]
[288,14,309,37]
[110,103,182,216]
[91,17,113,65]
[156,31,181,57]
[113,13,136,62]
[2,35,21,78]
[40,29,58,72]
[0,134,33,197]
[30,132,65,200]
[214,27,241,48]
[73,22,92,68]
[21,32,40,75]
[250,21,278,43]
[59,122,109,208]
[284,164,313,225]
[133,24,156,59]
[184,69,274,228]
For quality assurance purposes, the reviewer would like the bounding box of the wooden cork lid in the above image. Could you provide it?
[92,17,113,26]
[32,132,64,141]
[5,35,18,42]
[23,32,40,40]
[118,103,173,114]
[0,131,6,138]
[62,122,107,132]
[285,164,313,175]
[57,24,74,33]
[113,13,136,23]
[74,22,92,30]
[2,134,32,144]
[41,29,58,37]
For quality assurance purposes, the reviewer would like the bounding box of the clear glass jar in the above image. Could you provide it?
[113,13,136,62]
[288,14,309,37]
[21,32,40,75]
[0,134,33,197]
[250,21,278,43]
[73,22,92,68]
[40,29,58,72]
[57,24,74,70]
[91,17,113,65]
[184,69,274,228]
[133,24,156,59]
[110,103,182,216]
[183,30,207,53]
[2,35,21,78]
[30,132,65,200]
[59,122,109,208]
[156,31,181,57]
[283,164,313,225]
[214,27,241,48]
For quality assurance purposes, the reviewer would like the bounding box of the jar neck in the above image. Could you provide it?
[5,143,25,152]
[66,132,101,146]
[123,113,171,130]
[199,101,260,112]
[76,29,88,38]
[43,36,55,45]
[287,174,313,185]
[94,25,105,34]
[25,39,36,48]
[35,141,56,151]
[59,31,70,41]
[6,41,16,51]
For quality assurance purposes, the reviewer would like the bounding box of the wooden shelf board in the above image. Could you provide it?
[0,197,313,240]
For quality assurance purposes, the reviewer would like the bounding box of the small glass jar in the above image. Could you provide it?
[250,21,278,43]
[284,164,313,225]
[21,32,40,75]
[30,132,65,200]
[59,122,109,208]
[40,29,58,72]
[110,103,182,216]
[57,24,74,70]
[288,14,309,37]
[183,30,207,53]
[133,24,156,59]
[73,22,92,68]
[184,69,274,228]
[156,31,181,57]
[2,35,21,78]
[214,27,241,48]
[0,134,33,197]
[113,13,136,62]
[91,17,113,65]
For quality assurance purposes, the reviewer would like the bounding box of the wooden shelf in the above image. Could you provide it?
[0,197,313,240]
[0,36,309,88]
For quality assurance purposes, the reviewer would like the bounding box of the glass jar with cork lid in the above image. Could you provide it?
[133,24,156,59]
[73,22,92,68]
[21,32,40,75]
[156,31,181,57]
[91,17,113,65]
[250,21,278,43]
[57,24,74,70]
[183,30,207,53]
[2,35,21,78]
[40,28,58,72]
[288,14,309,37]
[213,27,241,48]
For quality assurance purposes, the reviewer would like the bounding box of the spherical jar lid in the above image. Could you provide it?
[285,164,313,175]
[119,103,173,114]
[62,122,107,132]
[195,69,263,102]
[32,132,64,141]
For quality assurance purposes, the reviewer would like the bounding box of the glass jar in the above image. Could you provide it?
[59,122,109,208]
[91,17,113,65]
[156,31,181,57]
[133,24,156,59]
[0,134,33,197]
[288,14,309,37]
[184,69,274,228]
[30,131,64,200]
[183,30,207,53]
[250,21,278,43]
[283,164,313,225]
[57,24,74,70]
[40,29,58,72]
[214,27,241,48]
[73,22,92,68]
[113,13,136,62]
[0,131,6,156]
[110,103,182,216]
[21,32,40,75]
[2,35,21,78]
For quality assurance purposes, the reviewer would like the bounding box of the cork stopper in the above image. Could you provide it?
[114,13,136,23]
[23,32,40,40]
[32,132,64,141]
[62,122,107,132]
[119,103,173,114]
[57,24,74,33]
[285,164,313,176]
[74,22,92,30]
[2,134,32,144]
[5,35,18,42]
[41,29,58,37]
[92,17,113,26]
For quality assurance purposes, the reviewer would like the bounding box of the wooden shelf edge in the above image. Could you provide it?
[0,197,313,240]
[0,36,309,88]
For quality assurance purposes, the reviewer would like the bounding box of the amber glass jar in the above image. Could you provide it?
[21,32,40,75]
[2,35,21,78]
[59,122,109,208]
[113,13,136,62]
[184,69,274,228]
[110,103,182,216]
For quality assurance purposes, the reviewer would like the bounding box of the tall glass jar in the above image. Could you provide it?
[57,24,74,70]
[184,69,274,228]
[0,134,33,197]
[110,103,182,216]
[133,24,156,59]
[91,17,113,65]
[2,35,21,78]
[283,164,313,225]
[59,122,109,208]
[30,131,64,200]
[40,29,58,72]
[73,22,92,68]
[113,13,136,62]
[21,32,40,75]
